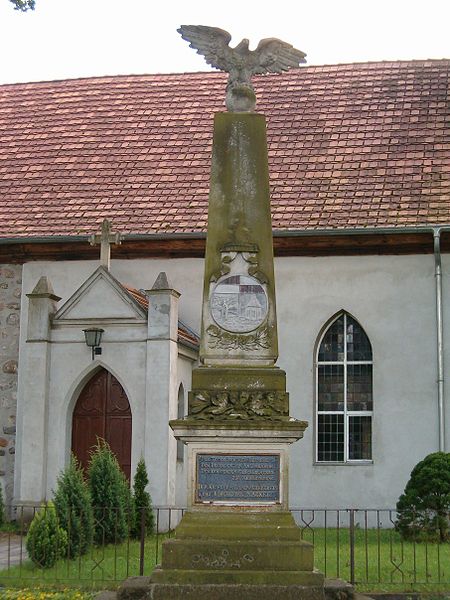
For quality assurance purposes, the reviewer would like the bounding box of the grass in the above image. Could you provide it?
[300,526,450,593]
[0,533,169,591]
[1,527,450,593]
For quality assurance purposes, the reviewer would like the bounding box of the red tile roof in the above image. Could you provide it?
[0,60,448,238]
[122,284,149,310]
[122,284,199,349]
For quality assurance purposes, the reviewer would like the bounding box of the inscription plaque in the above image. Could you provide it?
[210,274,268,333]
[196,453,280,503]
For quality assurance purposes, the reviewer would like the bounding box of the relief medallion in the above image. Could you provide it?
[209,274,268,333]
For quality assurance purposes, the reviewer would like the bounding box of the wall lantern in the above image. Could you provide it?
[83,327,104,360]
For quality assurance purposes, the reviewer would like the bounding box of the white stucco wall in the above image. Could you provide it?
[276,254,440,509]
[441,253,450,453]
[15,252,448,509]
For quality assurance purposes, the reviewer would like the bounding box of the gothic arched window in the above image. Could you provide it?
[316,313,373,463]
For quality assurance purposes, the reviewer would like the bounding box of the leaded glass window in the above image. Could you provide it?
[316,313,373,463]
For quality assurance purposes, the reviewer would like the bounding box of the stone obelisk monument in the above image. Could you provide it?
[128,25,325,600]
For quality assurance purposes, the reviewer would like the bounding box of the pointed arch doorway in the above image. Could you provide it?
[72,368,132,480]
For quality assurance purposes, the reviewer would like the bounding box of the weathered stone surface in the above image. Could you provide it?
[118,578,325,600]
[6,314,19,326]
[2,361,17,374]
[0,268,14,279]
[148,511,323,590]
[151,569,322,585]
[148,583,324,600]
[192,366,288,391]
[188,366,291,421]
[152,272,171,290]
[176,512,303,541]
[0,264,21,505]
[170,418,307,436]
[199,113,278,367]
[324,579,354,600]
[118,576,153,600]
[95,592,117,600]
[27,275,59,298]
[161,539,313,571]
[188,389,289,421]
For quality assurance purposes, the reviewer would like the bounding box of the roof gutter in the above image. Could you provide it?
[1,224,450,245]
[0,232,207,245]
[272,225,449,238]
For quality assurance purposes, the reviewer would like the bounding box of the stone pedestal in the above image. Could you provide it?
[141,416,323,600]
[171,418,307,509]
[148,512,324,600]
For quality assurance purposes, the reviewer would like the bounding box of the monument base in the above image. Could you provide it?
[143,417,320,598]
[117,511,325,600]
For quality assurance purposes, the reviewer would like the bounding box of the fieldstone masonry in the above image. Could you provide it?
[0,264,21,506]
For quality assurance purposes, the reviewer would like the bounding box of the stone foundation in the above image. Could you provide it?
[0,264,21,507]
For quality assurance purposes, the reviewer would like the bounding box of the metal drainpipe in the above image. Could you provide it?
[433,227,445,451]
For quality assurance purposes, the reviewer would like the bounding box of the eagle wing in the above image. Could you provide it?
[251,38,306,75]
[177,25,233,72]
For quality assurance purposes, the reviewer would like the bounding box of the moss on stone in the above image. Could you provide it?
[192,367,287,391]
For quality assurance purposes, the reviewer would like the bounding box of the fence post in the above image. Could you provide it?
[349,509,355,585]
[139,507,146,576]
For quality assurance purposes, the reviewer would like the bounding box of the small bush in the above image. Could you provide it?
[54,454,94,558]
[396,451,450,542]
[88,439,129,545]
[131,457,154,538]
[26,501,67,568]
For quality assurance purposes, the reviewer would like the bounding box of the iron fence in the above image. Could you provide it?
[292,508,450,587]
[0,506,449,589]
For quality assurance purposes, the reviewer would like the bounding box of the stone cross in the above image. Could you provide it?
[89,219,121,270]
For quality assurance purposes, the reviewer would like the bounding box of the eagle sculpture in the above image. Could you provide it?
[178,25,306,112]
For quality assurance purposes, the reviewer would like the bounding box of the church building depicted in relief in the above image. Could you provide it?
[0,60,449,510]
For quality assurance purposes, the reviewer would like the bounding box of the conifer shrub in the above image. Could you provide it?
[88,439,129,545]
[131,457,155,538]
[54,454,94,558]
[123,472,136,539]
[26,501,67,568]
[396,452,450,542]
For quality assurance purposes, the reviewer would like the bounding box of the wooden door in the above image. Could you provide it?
[72,368,132,480]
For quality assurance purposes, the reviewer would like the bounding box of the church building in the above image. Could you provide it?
[0,59,449,510]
